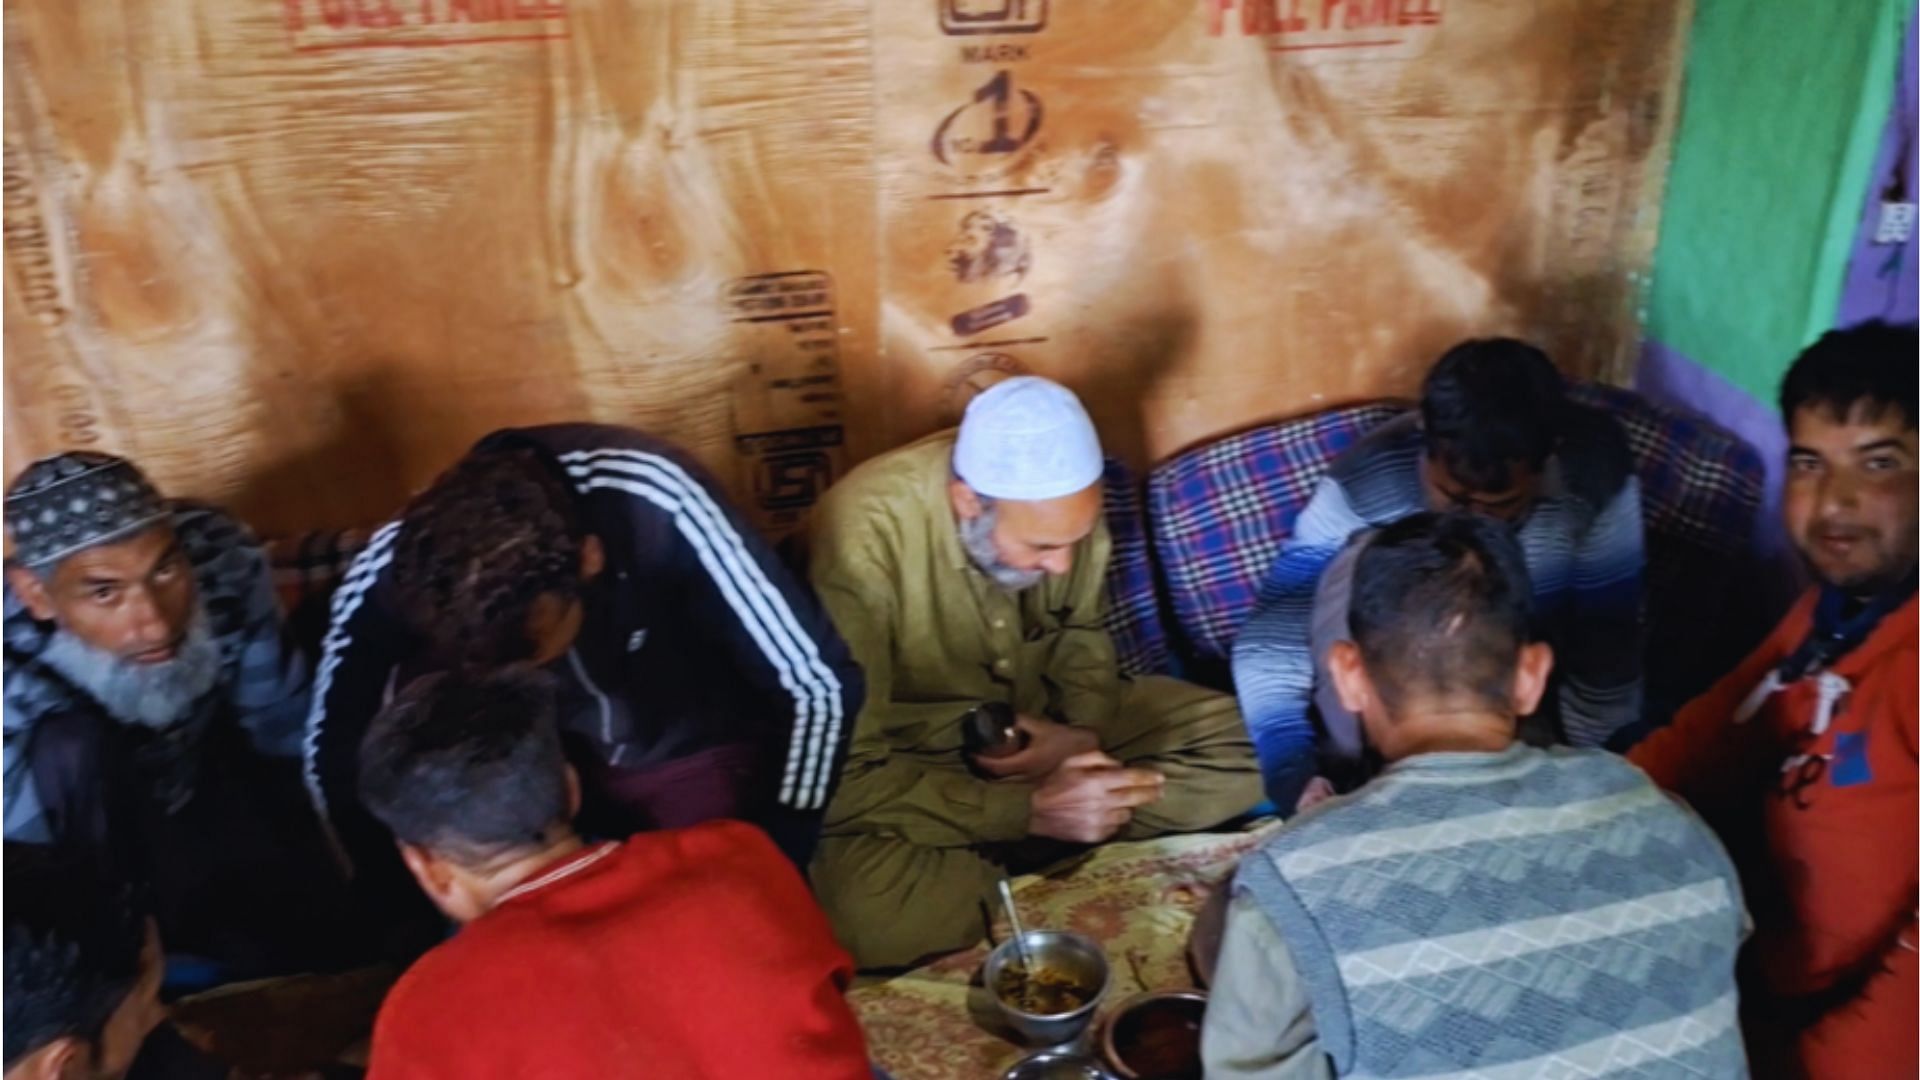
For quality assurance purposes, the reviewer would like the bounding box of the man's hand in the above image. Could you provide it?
[1294,775,1337,812]
[1028,752,1165,844]
[973,715,1099,782]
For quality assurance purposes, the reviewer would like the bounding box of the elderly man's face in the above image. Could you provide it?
[992,488,1102,578]
[10,524,197,664]
[952,480,1103,588]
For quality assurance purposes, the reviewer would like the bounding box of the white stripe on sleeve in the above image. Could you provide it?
[560,449,845,809]
[302,520,402,821]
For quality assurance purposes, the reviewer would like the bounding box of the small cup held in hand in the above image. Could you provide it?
[964,702,1030,766]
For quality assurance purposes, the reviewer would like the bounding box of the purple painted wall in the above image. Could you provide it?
[1634,340,1807,620]
[1838,15,1919,326]
[1632,11,1915,616]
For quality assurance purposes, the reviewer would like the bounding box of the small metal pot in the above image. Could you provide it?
[1001,1049,1117,1080]
[984,930,1111,1047]
[1097,990,1207,1080]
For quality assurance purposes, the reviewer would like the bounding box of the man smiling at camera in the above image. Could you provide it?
[1630,321,1918,1078]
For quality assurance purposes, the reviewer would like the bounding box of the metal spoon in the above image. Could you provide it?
[999,878,1034,971]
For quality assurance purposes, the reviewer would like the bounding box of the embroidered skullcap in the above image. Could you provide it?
[5,452,168,568]
[953,376,1104,501]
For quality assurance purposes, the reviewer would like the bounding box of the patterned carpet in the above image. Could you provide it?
[851,822,1279,1079]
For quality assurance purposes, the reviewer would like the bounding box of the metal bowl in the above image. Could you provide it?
[984,929,1111,1047]
[1001,1048,1117,1080]
[1098,990,1207,1080]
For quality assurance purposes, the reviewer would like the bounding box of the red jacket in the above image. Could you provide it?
[366,821,871,1079]
[1631,590,1917,1079]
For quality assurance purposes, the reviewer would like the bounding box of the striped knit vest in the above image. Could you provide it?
[1237,745,1749,1079]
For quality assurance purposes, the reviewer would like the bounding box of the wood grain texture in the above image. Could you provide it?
[3,0,1686,536]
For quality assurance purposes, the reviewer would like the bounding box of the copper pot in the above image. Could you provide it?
[1097,990,1207,1080]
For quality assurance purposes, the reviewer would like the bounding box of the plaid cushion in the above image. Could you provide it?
[265,529,370,613]
[1565,382,1763,554]
[1145,384,1764,674]
[264,528,370,660]
[1101,458,1171,677]
[1565,383,1766,711]
[1147,403,1410,664]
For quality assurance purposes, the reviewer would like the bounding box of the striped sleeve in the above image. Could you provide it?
[1231,478,1370,812]
[1558,477,1646,748]
[556,449,863,815]
[301,521,405,850]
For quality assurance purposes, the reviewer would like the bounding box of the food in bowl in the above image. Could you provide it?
[994,960,1097,1016]
[1102,991,1206,1080]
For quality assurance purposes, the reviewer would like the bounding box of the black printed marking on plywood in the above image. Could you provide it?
[930,336,1049,351]
[736,426,845,512]
[932,71,1044,167]
[950,294,1031,337]
[725,271,834,321]
[941,0,1047,36]
[945,209,1031,285]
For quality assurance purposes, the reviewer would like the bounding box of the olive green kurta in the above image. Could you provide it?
[808,431,1259,967]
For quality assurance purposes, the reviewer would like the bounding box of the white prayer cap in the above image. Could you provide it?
[953,376,1104,501]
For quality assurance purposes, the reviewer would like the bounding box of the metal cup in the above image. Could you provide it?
[1098,990,1207,1079]
[984,930,1111,1047]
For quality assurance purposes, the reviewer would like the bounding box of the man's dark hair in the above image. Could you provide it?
[1420,338,1566,493]
[1779,321,1918,430]
[4,844,147,1069]
[390,448,584,670]
[1349,511,1534,714]
[358,668,572,865]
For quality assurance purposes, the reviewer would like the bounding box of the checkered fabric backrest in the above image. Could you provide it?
[1564,382,1763,553]
[1147,403,1410,664]
[264,528,371,659]
[1144,384,1764,671]
[1100,457,1172,677]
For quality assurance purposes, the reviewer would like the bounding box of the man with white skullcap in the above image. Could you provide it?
[3,451,358,981]
[808,377,1260,968]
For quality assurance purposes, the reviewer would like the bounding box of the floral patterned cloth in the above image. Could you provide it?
[851,822,1281,1079]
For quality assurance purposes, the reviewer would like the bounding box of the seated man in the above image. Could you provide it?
[1630,321,1917,1078]
[1233,338,1644,812]
[1203,512,1748,1079]
[809,376,1261,968]
[303,424,864,888]
[358,669,872,1079]
[2,453,349,978]
[5,844,165,1080]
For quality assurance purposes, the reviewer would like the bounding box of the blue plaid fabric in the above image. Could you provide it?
[1147,403,1408,664]
[1100,458,1171,677]
[1565,382,1762,553]
[246,384,1763,705]
[264,528,371,661]
[1564,383,1766,714]
[1147,386,1764,670]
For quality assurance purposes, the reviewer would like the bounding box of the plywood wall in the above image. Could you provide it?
[3,0,1689,537]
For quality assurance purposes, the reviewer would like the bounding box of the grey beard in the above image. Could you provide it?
[959,505,1046,592]
[37,606,222,730]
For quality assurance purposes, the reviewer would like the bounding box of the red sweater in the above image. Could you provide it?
[1631,590,1917,1079]
[366,821,871,1080]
